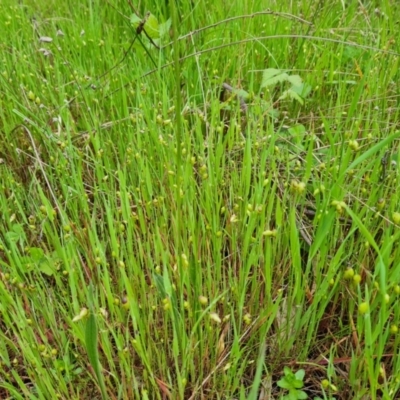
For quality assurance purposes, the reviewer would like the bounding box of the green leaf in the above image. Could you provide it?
[268,108,280,118]
[130,14,142,28]
[290,82,312,98]
[19,257,31,272]
[85,292,107,400]
[288,390,298,400]
[5,224,26,243]
[131,13,160,39]
[287,74,303,87]
[297,390,308,399]
[295,369,305,381]
[258,98,279,118]
[261,68,289,88]
[284,366,293,376]
[73,367,83,375]
[232,88,250,100]
[153,273,167,298]
[5,231,20,243]
[277,378,292,389]
[28,247,44,263]
[293,379,304,389]
[288,124,306,136]
[279,89,304,105]
[144,13,160,39]
[85,313,98,368]
[158,18,171,37]
[38,260,54,276]
[247,342,267,400]
[163,265,173,297]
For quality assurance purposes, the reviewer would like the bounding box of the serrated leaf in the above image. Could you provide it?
[261,68,289,88]
[279,89,304,105]
[287,74,303,87]
[290,82,312,98]
[289,90,303,104]
[144,13,160,39]
[258,99,279,118]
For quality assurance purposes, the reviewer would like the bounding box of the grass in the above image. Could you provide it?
[0,0,399,399]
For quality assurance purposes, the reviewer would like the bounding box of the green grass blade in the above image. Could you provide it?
[85,312,107,400]
[345,130,400,174]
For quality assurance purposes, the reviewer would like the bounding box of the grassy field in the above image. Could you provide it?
[0,0,400,399]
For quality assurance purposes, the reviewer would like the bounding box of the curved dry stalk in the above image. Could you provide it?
[104,33,399,99]
[154,34,400,78]
[162,9,313,50]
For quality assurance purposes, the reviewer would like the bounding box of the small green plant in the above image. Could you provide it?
[261,68,312,105]
[218,67,312,121]
[278,367,308,400]
[130,12,171,48]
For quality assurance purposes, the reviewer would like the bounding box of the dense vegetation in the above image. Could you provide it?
[0,0,399,399]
